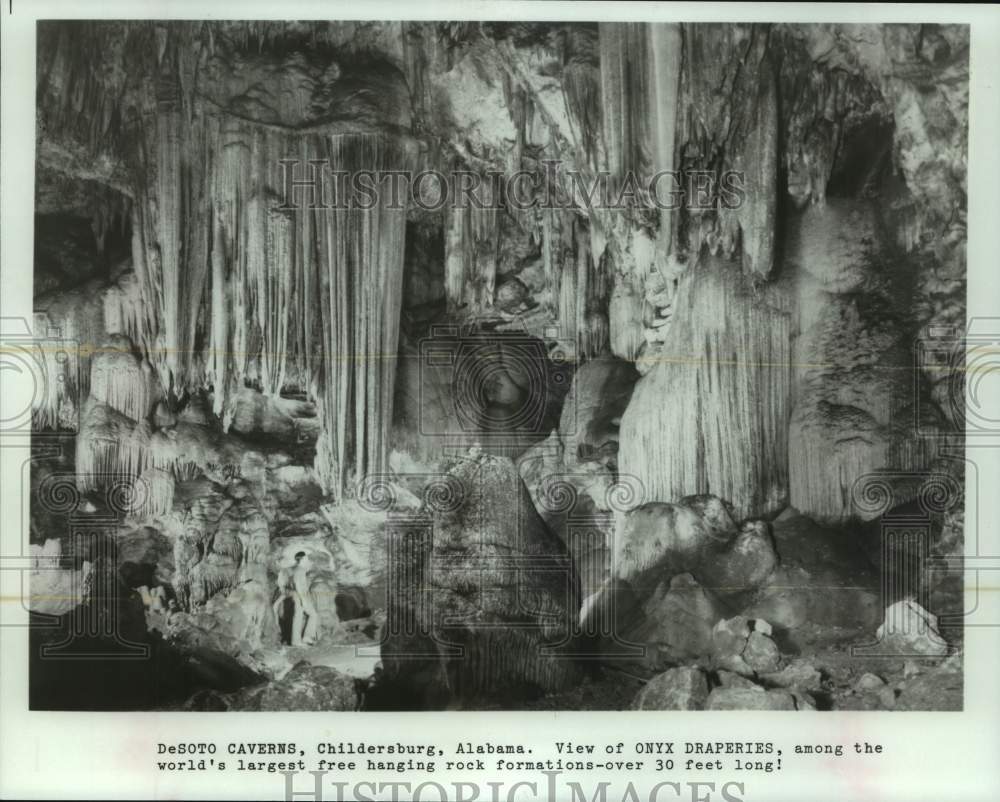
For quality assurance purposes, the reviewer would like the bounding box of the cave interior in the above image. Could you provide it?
[28,20,967,712]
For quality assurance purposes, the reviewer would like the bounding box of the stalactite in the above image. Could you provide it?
[677,25,782,276]
[33,279,108,430]
[787,204,934,522]
[561,45,602,170]
[206,117,253,425]
[619,256,792,519]
[573,219,608,359]
[734,51,778,277]
[153,105,183,388]
[190,556,240,607]
[104,271,150,354]
[444,191,500,316]
[581,308,610,360]
[307,133,413,497]
[208,211,232,419]
[598,23,651,180]
[90,191,133,254]
[35,22,153,166]
[128,44,214,399]
[30,312,70,431]
[558,245,579,349]
[131,466,175,519]
[444,201,467,313]
[647,23,682,255]
[238,510,271,571]
[89,336,153,423]
[30,305,92,431]
[76,401,152,493]
[789,403,887,522]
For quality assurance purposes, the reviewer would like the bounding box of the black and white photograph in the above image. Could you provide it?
[23,16,972,713]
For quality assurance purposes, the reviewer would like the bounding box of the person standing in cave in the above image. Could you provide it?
[274,551,320,647]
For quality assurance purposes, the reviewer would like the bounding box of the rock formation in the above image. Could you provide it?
[28,20,966,711]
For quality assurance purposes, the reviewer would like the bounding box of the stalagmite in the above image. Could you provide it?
[619,256,792,519]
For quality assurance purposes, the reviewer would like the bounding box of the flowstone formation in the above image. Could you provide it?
[30,20,966,711]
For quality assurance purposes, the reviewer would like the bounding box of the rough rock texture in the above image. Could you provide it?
[614,494,778,608]
[893,653,962,710]
[225,662,359,711]
[875,599,949,657]
[505,356,639,610]
[625,573,728,668]
[632,666,708,711]
[760,659,823,693]
[697,521,780,597]
[787,199,940,523]
[743,509,881,651]
[615,495,738,581]
[710,616,783,678]
[28,539,91,616]
[705,687,798,711]
[381,453,581,707]
[559,356,637,472]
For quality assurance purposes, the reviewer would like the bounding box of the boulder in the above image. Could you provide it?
[632,667,709,711]
[875,599,949,657]
[710,616,782,678]
[716,670,759,690]
[697,521,779,595]
[711,615,753,674]
[744,631,781,674]
[705,687,797,711]
[229,662,359,711]
[894,654,962,711]
[855,672,886,692]
[615,496,778,610]
[742,510,881,650]
[626,573,728,667]
[761,659,823,692]
[615,495,737,581]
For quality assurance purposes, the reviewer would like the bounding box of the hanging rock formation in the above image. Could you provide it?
[619,258,792,519]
